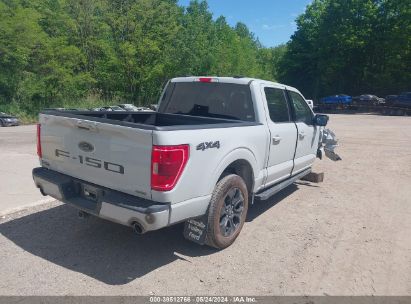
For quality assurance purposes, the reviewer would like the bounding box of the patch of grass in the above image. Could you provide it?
[0,103,36,124]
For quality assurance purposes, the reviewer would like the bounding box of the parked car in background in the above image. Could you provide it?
[117,104,140,111]
[136,107,154,112]
[353,94,385,106]
[92,106,125,112]
[393,92,411,109]
[320,94,352,105]
[0,112,20,127]
[379,92,411,116]
[117,104,153,112]
[384,95,398,106]
[150,104,159,111]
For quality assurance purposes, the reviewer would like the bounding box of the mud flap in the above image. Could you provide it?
[183,214,209,245]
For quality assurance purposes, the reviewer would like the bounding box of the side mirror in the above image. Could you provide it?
[313,114,329,126]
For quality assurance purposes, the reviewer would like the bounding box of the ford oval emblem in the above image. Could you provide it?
[78,141,94,153]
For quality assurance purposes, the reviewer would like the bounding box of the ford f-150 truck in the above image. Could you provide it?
[33,77,331,249]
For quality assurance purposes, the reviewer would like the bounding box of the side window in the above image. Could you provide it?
[264,88,291,123]
[289,91,313,125]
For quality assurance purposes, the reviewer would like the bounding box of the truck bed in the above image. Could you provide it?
[37,110,262,201]
[42,110,260,131]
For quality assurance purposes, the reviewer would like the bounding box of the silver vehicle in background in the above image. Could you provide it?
[117,104,153,112]
[0,112,19,127]
[92,106,125,112]
[353,94,385,106]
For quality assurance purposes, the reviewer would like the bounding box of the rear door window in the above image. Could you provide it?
[159,82,255,121]
[264,87,291,123]
[288,91,313,125]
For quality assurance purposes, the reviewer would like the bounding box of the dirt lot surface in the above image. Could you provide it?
[0,114,410,295]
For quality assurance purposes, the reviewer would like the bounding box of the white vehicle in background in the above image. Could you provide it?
[33,76,335,249]
[92,106,125,112]
[135,107,153,112]
[117,103,139,111]
[117,104,154,112]
[306,99,314,109]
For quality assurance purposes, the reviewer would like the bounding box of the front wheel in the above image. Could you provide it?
[205,174,249,249]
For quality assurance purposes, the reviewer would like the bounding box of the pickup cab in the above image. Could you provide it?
[33,77,329,249]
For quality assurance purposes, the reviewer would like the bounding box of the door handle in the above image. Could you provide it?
[272,136,282,144]
[298,131,305,139]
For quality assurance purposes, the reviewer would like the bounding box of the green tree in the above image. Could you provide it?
[279,0,410,99]
[0,2,45,102]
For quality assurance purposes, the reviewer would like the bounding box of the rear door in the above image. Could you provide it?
[287,90,319,174]
[262,85,298,187]
[39,114,153,199]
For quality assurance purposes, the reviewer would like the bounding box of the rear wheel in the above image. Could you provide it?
[0,120,4,127]
[205,174,249,249]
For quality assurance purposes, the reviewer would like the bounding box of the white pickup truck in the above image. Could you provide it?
[33,76,332,249]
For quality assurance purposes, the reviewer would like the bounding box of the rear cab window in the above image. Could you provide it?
[159,82,255,121]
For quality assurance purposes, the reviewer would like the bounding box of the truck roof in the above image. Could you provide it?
[171,76,300,93]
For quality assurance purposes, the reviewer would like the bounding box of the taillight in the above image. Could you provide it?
[151,145,189,191]
[36,123,42,158]
[196,77,219,83]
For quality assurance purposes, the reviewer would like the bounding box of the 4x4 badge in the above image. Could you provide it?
[196,141,220,151]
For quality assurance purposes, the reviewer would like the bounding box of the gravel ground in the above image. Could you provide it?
[0,114,410,295]
[0,125,49,213]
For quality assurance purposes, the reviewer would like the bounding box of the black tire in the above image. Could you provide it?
[205,174,249,249]
[0,120,4,127]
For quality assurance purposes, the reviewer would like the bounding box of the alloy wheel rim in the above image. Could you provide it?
[219,187,245,237]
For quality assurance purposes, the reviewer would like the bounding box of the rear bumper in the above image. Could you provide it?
[32,167,170,232]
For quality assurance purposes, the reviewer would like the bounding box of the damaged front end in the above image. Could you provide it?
[317,128,342,161]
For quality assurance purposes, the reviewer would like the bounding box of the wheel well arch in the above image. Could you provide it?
[218,159,254,196]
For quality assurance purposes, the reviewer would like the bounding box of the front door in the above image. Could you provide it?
[287,90,320,174]
[262,86,298,187]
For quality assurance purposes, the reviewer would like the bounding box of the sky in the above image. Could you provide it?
[177,0,312,47]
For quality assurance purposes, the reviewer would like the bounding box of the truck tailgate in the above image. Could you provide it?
[39,114,153,199]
